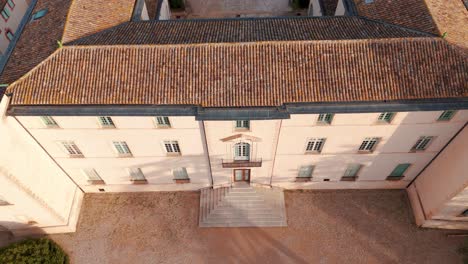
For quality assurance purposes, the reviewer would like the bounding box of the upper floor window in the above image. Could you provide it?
[60,141,83,158]
[235,120,250,130]
[377,112,395,123]
[82,168,104,184]
[342,164,362,180]
[7,0,14,9]
[98,116,115,128]
[317,113,334,125]
[298,165,314,178]
[5,29,13,41]
[173,167,189,180]
[113,141,132,157]
[128,168,147,183]
[234,142,250,161]
[411,136,433,151]
[1,8,10,20]
[388,163,411,179]
[164,140,181,155]
[305,138,325,153]
[155,116,171,128]
[359,137,380,152]
[438,110,457,121]
[40,116,58,128]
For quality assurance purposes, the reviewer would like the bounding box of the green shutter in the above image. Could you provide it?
[390,164,411,177]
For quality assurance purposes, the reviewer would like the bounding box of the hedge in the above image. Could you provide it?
[0,238,69,264]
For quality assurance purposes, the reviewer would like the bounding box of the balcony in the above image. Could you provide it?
[222,158,262,168]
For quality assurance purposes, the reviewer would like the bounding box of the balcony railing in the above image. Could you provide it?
[222,158,262,168]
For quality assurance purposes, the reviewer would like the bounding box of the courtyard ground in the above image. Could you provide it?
[48,189,464,264]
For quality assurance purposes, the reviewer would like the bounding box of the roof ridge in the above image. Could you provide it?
[356,16,438,37]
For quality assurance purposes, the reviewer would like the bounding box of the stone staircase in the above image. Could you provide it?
[199,183,287,227]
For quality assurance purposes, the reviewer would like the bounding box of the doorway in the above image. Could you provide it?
[233,169,250,182]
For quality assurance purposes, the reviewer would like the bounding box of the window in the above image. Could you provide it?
[317,113,334,125]
[1,8,10,20]
[40,116,58,127]
[305,138,326,153]
[411,136,433,151]
[235,120,250,130]
[60,141,83,157]
[164,140,181,155]
[459,209,468,217]
[98,116,115,128]
[31,9,48,20]
[388,164,411,179]
[173,167,189,180]
[298,166,314,178]
[128,168,146,182]
[5,29,13,41]
[234,142,250,161]
[343,164,362,178]
[365,0,374,3]
[113,141,132,156]
[359,137,380,152]
[377,112,395,123]
[7,0,14,9]
[82,169,104,184]
[438,110,457,121]
[155,116,171,127]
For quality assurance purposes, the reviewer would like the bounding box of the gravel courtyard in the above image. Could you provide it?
[50,190,464,264]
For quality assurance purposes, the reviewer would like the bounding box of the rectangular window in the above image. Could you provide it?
[60,141,83,157]
[113,141,132,157]
[298,166,314,178]
[6,30,13,41]
[411,136,433,151]
[1,8,10,20]
[164,140,181,155]
[343,164,362,177]
[305,138,326,153]
[82,169,104,184]
[235,120,250,130]
[173,167,189,179]
[377,112,395,123]
[359,137,380,152]
[317,113,334,124]
[98,116,115,128]
[7,0,14,9]
[40,116,58,127]
[155,116,171,127]
[438,110,456,121]
[388,164,411,179]
[128,168,146,182]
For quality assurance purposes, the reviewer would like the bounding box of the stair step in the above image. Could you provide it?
[200,221,287,228]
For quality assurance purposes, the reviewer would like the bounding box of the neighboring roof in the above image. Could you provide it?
[0,87,5,99]
[144,0,159,19]
[352,0,439,35]
[321,0,340,16]
[61,0,136,43]
[0,0,7,10]
[0,0,72,85]
[7,38,467,107]
[68,16,432,46]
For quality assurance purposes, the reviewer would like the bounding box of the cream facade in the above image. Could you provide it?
[0,0,30,55]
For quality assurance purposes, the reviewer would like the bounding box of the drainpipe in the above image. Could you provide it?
[200,120,214,187]
[269,119,283,186]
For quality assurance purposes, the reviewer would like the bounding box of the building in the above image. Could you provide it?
[0,0,31,56]
[0,0,467,235]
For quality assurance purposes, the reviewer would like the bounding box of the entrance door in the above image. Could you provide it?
[233,169,250,182]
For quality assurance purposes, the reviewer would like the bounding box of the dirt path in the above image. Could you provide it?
[50,190,464,264]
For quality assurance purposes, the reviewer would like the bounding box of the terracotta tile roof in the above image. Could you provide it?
[144,0,159,19]
[7,38,467,107]
[61,0,136,43]
[0,0,73,85]
[352,0,439,34]
[68,16,432,46]
[321,0,339,16]
[0,0,7,10]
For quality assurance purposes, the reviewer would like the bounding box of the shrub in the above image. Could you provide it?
[169,0,184,9]
[0,238,69,264]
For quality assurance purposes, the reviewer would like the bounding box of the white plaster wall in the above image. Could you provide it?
[18,116,211,192]
[334,0,345,16]
[0,0,29,54]
[157,0,171,20]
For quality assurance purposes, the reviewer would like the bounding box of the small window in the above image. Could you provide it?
[173,167,189,179]
[98,116,115,128]
[128,168,146,182]
[305,138,326,153]
[155,116,171,128]
[235,120,250,130]
[82,169,104,184]
[343,164,362,178]
[365,0,374,3]
[31,9,48,20]
[113,141,132,156]
[5,29,13,41]
[7,0,15,9]
[234,142,250,161]
[317,113,334,125]
[359,137,380,152]
[298,166,314,178]
[411,136,433,151]
[1,8,10,20]
[40,116,58,127]
[60,141,83,157]
[377,112,395,123]
[388,163,411,179]
[164,140,181,155]
[438,110,457,121]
